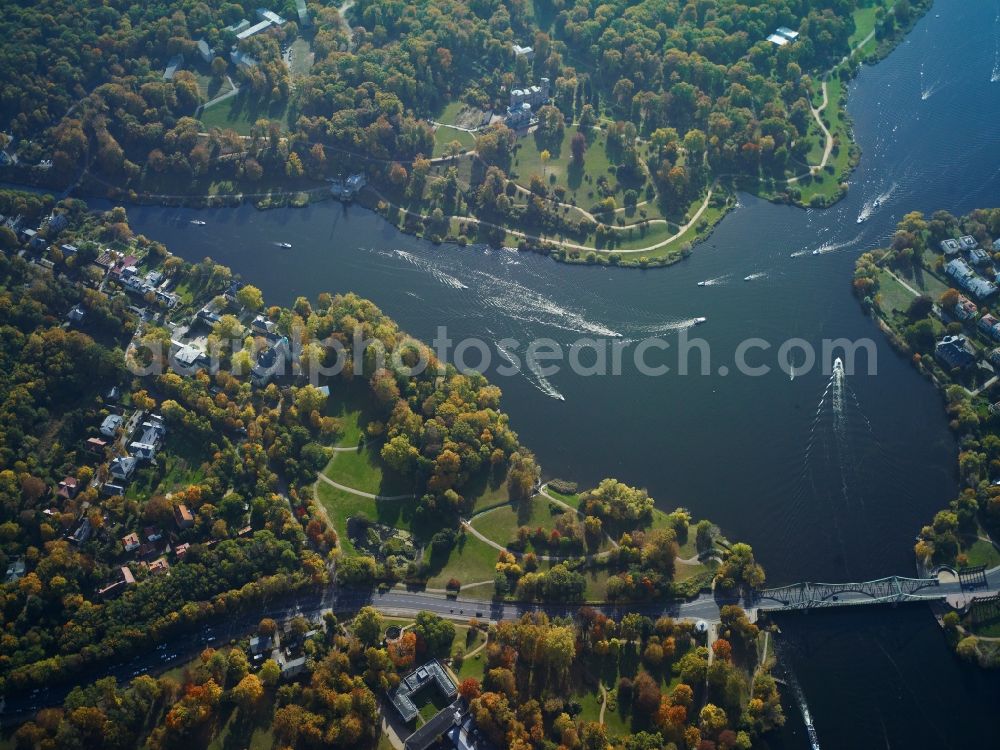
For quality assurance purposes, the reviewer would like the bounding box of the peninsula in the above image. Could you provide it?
[854,207,1000,667]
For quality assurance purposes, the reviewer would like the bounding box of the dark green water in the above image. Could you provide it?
[117,1,1000,746]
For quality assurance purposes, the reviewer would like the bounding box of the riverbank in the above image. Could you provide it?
[853,207,1000,663]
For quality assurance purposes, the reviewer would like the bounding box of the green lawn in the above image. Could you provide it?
[315,482,415,556]
[322,444,410,496]
[323,381,373,447]
[424,531,499,589]
[463,474,511,513]
[961,535,1000,568]
[413,684,453,725]
[876,268,918,314]
[191,70,234,102]
[199,92,292,135]
[432,127,477,157]
[545,488,581,509]
[470,496,568,547]
[510,124,620,202]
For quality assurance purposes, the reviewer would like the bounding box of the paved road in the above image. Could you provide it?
[5,563,1000,723]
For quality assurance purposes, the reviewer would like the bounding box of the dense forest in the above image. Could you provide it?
[0,0,929,255]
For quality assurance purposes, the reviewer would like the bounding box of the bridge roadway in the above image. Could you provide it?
[3,565,1000,721]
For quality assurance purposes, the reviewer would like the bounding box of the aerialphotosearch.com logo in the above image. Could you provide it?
[129,326,878,381]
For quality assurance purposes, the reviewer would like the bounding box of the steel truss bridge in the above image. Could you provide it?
[754,575,942,611]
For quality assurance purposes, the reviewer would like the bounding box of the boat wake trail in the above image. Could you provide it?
[697,274,729,287]
[495,339,566,401]
[788,670,822,750]
[994,12,1000,82]
[392,249,468,289]
[472,271,621,338]
[919,63,942,100]
[856,183,898,223]
[796,230,866,258]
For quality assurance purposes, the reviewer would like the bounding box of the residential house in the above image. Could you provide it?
[46,213,68,233]
[130,416,166,461]
[251,315,276,336]
[174,503,194,529]
[60,243,78,257]
[98,566,135,599]
[251,336,290,386]
[143,526,164,543]
[69,517,92,544]
[993,238,1000,252]
[56,477,79,501]
[330,173,367,200]
[988,347,1000,369]
[959,235,978,250]
[946,258,998,300]
[110,456,138,482]
[67,304,86,324]
[224,279,245,302]
[122,532,140,552]
[511,43,534,61]
[175,542,191,559]
[171,341,211,373]
[934,334,976,370]
[146,557,170,575]
[969,246,992,266]
[5,558,25,583]
[249,633,274,658]
[953,295,978,321]
[280,656,307,679]
[86,436,109,453]
[979,314,1000,340]
[101,414,124,437]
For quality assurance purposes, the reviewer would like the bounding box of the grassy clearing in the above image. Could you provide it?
[424,531,499,589]
[199,92,292,134]
[322,444,410,496]
[191,70,234,102]
[315,482,414,555]
[546,488,581,509]
[323,381,373,447]
[464,474,511,513]
[432,127,477,157]
[961,535,1000,568]
[511,125,618,202]
[286,37,314,77]
[876,268,918,314]
[470,496,568,546]
[794,76,853,205]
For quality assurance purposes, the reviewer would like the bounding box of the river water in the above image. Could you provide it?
[117,1,1000,746]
